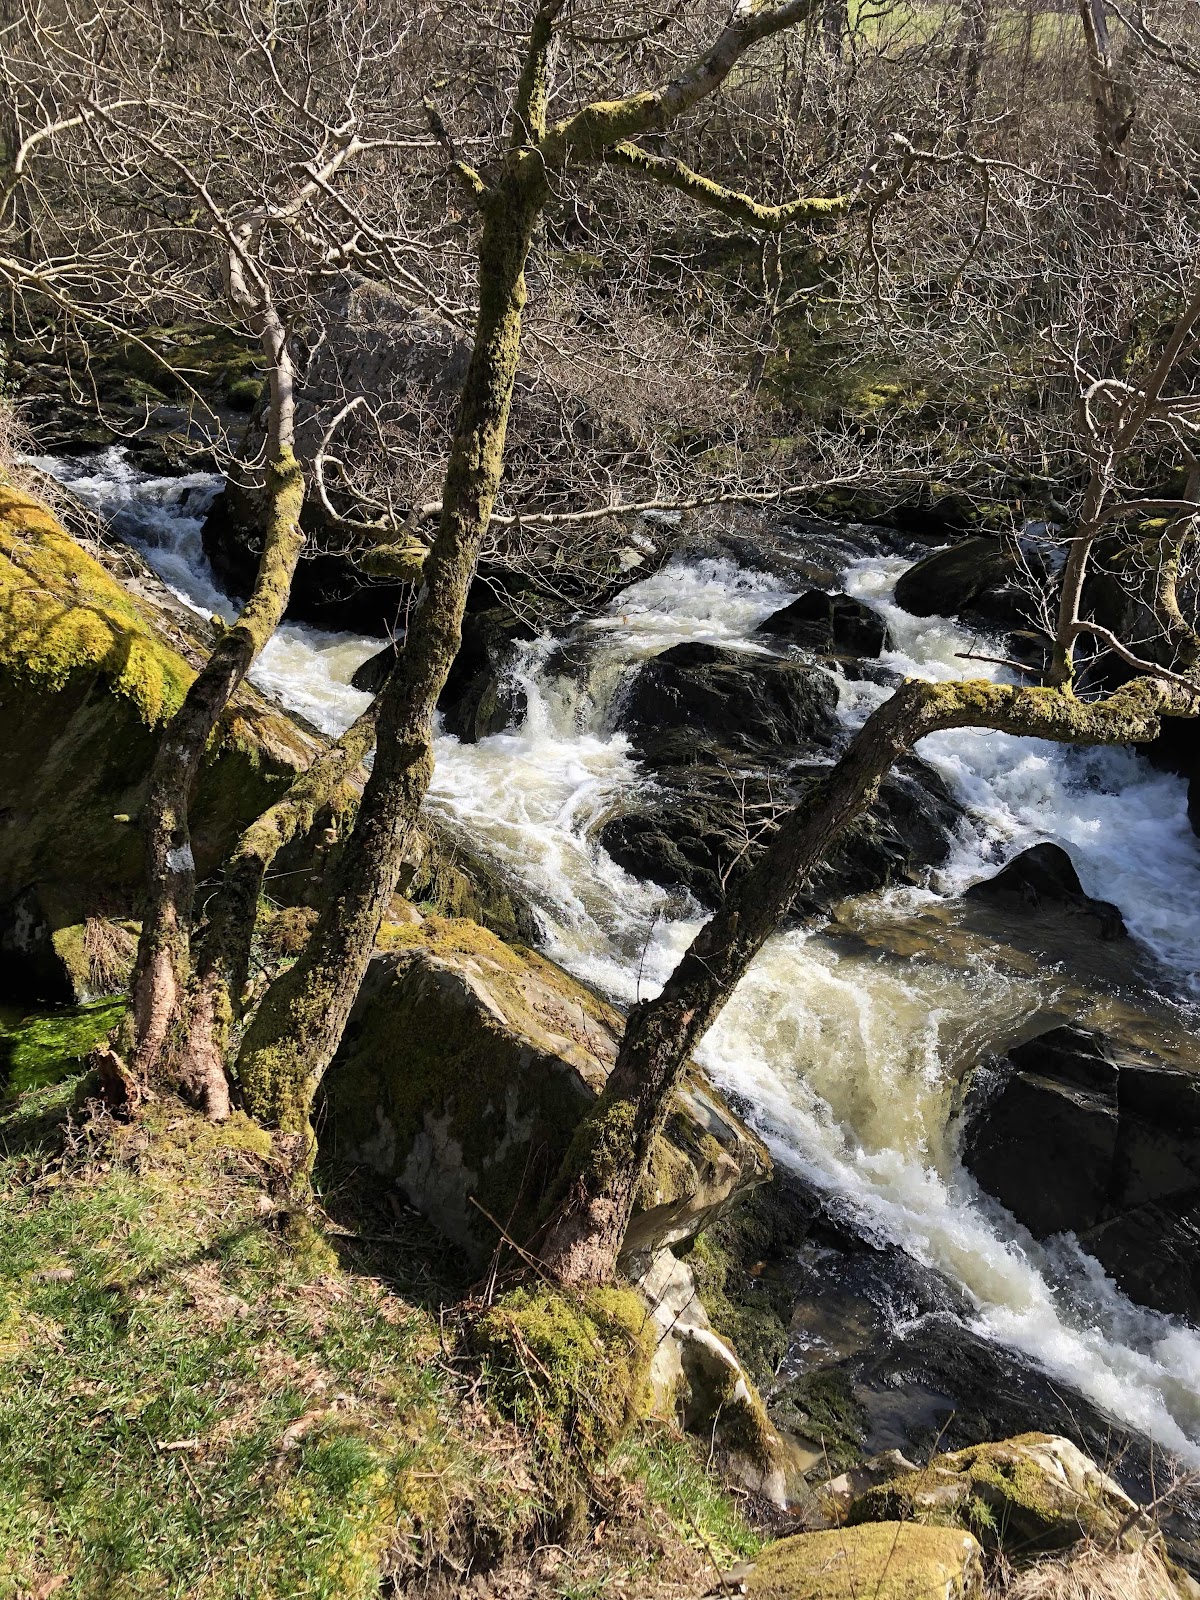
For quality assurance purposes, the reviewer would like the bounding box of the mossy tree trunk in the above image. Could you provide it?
[534,675,1200,1286]
[129,441,304,1108]
[174,697,381,1116]
[233,167,547,1143]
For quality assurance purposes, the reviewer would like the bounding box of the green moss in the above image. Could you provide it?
[224,375,264,412]
[472,1284,655,1480]
[0,998,126,1094]
[612,1424,762,1563]
[0,485,191,726]
[848,1435,1125,1554]
[747,1522,983,1600]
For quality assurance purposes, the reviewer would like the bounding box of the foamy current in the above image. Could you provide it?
[36,447,1200,1463]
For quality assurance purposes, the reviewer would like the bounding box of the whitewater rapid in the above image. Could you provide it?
[37,447,1200,1464]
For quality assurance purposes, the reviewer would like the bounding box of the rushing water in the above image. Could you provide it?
[36,447,1200,1464]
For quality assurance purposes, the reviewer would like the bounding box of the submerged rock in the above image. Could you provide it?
[321,916,770,1265]
[746,1522,983,1600]
[964,1025,1200,1322]
[0,484,315,1003]
[964,842,1126,940]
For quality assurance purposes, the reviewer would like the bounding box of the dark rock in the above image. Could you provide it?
[964,843,1126,940]
[893,536,1019,621]
[1082,1192,1200,1326]
[965,1065,1119,1238]
[600,753,960,911]
[618,641,840,760]
[350,643,395,695]
[755,589,888,659]
[436,607,534,742]
[964,1025,1200,1322]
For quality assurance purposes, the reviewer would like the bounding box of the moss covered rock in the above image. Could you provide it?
[747,1522,983,1600]
[321,916,770,1264]
[847,1433,1148,1555]
[0,484,316,1002]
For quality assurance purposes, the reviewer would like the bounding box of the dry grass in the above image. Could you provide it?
[993,1540,1185,1600]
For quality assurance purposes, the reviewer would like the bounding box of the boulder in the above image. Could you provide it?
[746,1522,983,1600]
[600,753,960,911]
[964,842,1126,940]
[846,1433,1148,1555]
[0,483,316,1003]
[964,1025,1200,1321]
[320,916,771,1265]
[893,536,1020,622]
[755,589,888,660]
[617,640,840,760]
[352,605,534,741]
[600,640,960,909]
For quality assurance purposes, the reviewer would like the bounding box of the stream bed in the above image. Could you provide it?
[37,446,1200,1472]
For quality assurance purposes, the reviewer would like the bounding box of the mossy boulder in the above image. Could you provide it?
[747,1522,983,1600]
[847,1434,1148,1555]
[0,483,316,1002]
[320,916,771,1265]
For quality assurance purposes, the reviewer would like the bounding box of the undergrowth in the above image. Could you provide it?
[0,1074,759,1599]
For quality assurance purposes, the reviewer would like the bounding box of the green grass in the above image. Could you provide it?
[0,1084,532,1599]
[0,1076,761,1599]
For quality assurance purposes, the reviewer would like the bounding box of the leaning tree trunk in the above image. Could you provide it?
[129,445,304,1084]
[533,674,1198,1286]
[233,169,545,1149]
[175,697,381,1118]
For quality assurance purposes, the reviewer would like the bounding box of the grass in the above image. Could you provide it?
[0,1070,761,1600]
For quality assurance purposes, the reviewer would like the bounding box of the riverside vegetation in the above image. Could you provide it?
[2,0,1200,1594]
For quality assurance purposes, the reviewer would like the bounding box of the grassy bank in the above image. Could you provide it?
[0,1055,759,1600]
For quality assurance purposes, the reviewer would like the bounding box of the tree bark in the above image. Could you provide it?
[129,445,304,1084]
[174,697,381,1118]
[534,674,1200,1286]
[233,168,546,1145]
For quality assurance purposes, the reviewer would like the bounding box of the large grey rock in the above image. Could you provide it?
[321,916,771,1265]
[964,842,1126,940]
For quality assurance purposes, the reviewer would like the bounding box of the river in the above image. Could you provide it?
[35,446,1200,1467]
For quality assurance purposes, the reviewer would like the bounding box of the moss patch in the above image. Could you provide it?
[0,485,191,725]
[472,1284,656,1479]
[0,998,125,1094]
[770,1367,867,1474]
[747,1521,983,1600]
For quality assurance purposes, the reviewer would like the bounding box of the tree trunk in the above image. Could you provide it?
[233,169,545,1147]
[534,675,1197,1285]
[174,697,381,1118]
[129,446,304,1084]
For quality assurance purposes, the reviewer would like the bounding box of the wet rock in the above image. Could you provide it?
[600,753,960,911]
[0,485,317,1004]
[964,1026,1200,1322]
[618,641,840,759]
[755,589,888,660]
[893,536,1019,621]
[351,606,534,741]
[964,843,1126,940]
[846,1433,1149,1555]
[745,1522,983,1600]
[320,916,771,1266]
